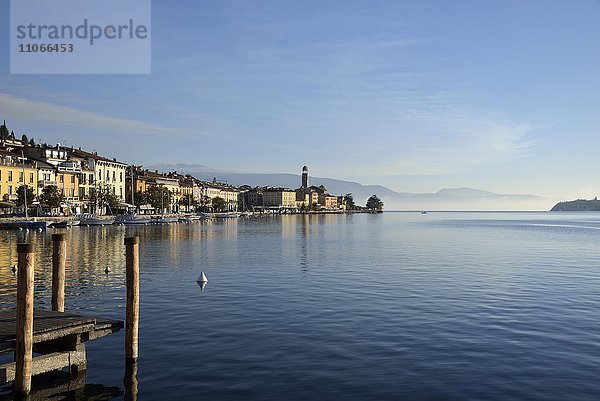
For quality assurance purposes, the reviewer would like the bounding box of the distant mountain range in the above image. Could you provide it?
[147,163,552,211]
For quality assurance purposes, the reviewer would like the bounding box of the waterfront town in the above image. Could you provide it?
[0,120,381,219]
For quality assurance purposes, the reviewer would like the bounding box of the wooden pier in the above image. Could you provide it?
[0,235,139,397]
[0,309,122,383]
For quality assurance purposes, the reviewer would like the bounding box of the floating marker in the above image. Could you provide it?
[197,272,208,283]
[104,265,111,274]
[197,280,207,291]
[11,264,17,274]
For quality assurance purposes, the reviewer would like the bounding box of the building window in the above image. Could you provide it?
[71,175,75,184]
[120,172,123,182]
[60,175,64,183]
[8,171,12,182]
[8,185,12,195]
[70,188,75,197]
[29,173,34,183]
[89,174,94,184]
[98,171,101,180]
[19,172,24,183]
[113,171,116,182]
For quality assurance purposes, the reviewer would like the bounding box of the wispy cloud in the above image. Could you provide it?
[0,93,171,135]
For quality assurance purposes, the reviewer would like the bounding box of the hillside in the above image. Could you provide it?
[551,199,600,212]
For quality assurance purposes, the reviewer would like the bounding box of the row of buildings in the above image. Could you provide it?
[0,121,346,215]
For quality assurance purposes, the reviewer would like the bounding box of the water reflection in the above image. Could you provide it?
[123,360,138,401]
[0,371,122,401]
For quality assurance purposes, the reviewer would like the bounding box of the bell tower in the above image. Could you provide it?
[302,165,308,188]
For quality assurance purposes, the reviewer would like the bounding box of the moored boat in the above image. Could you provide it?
[78,213,115,226]
[115,214,152,225]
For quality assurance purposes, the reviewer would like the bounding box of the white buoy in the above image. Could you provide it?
[197,271,208,283]
[104,265,111,274]
[11,264,17,274]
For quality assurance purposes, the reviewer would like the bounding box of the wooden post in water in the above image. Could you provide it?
[125,237,140,363]
[15,243,35,396]
[51,233,67,312]
[124,359,139,401]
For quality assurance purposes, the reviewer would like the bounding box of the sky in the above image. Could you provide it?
[1,0,599,202]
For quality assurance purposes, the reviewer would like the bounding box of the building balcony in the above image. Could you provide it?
[38,180,58,187]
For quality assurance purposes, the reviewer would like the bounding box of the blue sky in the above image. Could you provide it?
[1,0,599,201]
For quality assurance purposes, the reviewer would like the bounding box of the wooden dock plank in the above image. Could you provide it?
[0,309,122,353]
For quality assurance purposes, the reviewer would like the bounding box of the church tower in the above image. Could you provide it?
[302,165,308,188]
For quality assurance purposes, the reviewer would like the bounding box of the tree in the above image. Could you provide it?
[133,191,147,207]
[343,193,356,210]
[179,193,198,209]
[21,134,28,145]
[40,185,64,208]
[366,195,384,211]
[91,184,121,214]
[16,185,36,208]
[145,186,172,211]
[211,196,227,212]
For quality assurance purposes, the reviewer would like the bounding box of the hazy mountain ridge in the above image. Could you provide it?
[148,163,551,210]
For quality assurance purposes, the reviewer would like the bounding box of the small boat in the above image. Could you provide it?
[421,211,427,215]
[151,216,179,225]
[215,213,240,219]
[78,214,115,226]
[49,220,80,228]
[115,214,152,225]
[0,220,49,230]
[178,215,199,223]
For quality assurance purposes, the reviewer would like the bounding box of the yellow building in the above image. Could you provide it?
[263,188,296,208]
[0,150,38,203]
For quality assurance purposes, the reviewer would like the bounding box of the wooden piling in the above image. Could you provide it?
[51,233,67,312]
[124,359,139,401]
[124,237,140,363]
[15,243,35,396]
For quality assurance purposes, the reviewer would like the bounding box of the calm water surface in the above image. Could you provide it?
[1,212,600,400]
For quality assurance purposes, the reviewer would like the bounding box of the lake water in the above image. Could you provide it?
[1,212,600,400]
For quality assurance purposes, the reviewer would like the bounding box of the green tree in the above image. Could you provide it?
[40,185,64,208]
[91,184,121,214]
[16,185,36,208]
[21,134,28,146]
[145,186,172,211]
[366,195,384,211]
[133,191,147,207]
[211,196,227,212]
[343,193,356,210]
[179,193,198,209]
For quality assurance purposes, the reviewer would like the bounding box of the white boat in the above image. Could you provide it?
[78,213,115,226]
[115,214,152,225]
[179,215,199,223]
[151,216,179,224]
[215,212,240,219]
[1,220,49,230]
